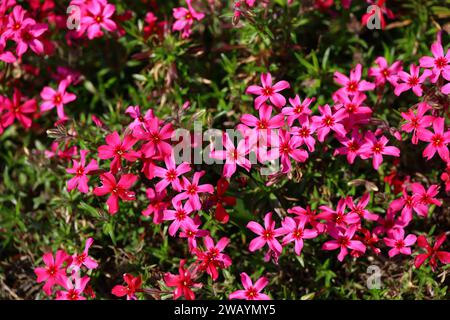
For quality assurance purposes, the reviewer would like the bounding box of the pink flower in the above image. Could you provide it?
[241,104,285,132]
[247,212,284,255]
[142,187,168,224]
[69,238,98,271]
[400,102,433,144]
[1,89,37,129]
[414,234,450,271]
[56,273,90,300]
[419,41,450,83]
[153,156,191,192]
[287,205,325,233]
[210,133,251,178]
[334,130,364,164]
[411,183,441,217]
[374,207,409,236]
[317,199,360,227]
[394,64,432,97]
[311,104,347,142]
[34,250,69,296]
[416,117,450,162]
[81,0,117,40]
[359,131,400,170]
[163,200,195,236]
[333,64,375,96]
[333,92,372,127]
[66,149,98,193]
[270,130,308,173]
[384,228,417,257]
[40,80,76,120]
[291,116,316,152]
[229,273,270,300]
[179,217,209,251]
[164,260,202,300]
[368,57,402,86]
[281,95,314,126]
[125,105,154,133]
[322,225,366,261]
[98,131,139,173]
[346,193,379,221]
[172,0,205,39]
[134,117,173,157]
[14,20,47,57]
[173,171,214,210]
[194,236,232,280]
[246,73,290,109]
[281,216,318,255]
[111,274,142,300]
[93,172,137,215]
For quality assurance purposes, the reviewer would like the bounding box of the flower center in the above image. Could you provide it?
[166,169,177,181]
[372,142,383,154]
[95,16,102,23]
[187,185,198,195]
[395,240,405,249]
[54,94,62,104]
[432,134,443,147]
[293,228,304,239]
[408,76,419,86]
[347,81,358,92]
[323,116,334,127]
[263,230,273,240]
[435,57,448,69]
[263,87,273,96]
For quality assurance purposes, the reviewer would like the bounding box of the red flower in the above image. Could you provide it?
[415,234,450,271]
[112,274,143,300]
[164,260,202,300]
[93,172,137,215]
[208,178,236,223]
[1,89,37,129]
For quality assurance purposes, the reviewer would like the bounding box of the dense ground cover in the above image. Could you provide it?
[1,0,450,300]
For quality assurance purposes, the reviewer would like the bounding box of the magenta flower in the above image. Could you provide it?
[15,20,47,57]
[374,207,409,236]
[281,216,318,256]
[346,193,379,221]
[34,250,69,296]
[172,0,205,39]
[56,273,90,300]
[40,80,76,120]
[69,238,98,271]
[246,72,290,109]
[164,260,202,300]
[394,64,432,97]
[401,102,433,144]
[125,105,154,133]
[210,133,251,178]
[173,171,214,210]
[142,188,168,224]
[153,156,191,192]
[270,130,308,173]
[98,131,139,173]
[93,172,137,215]
[291,116,316,152]
[134,117,173,157]
[163,200,195,236]
[1,89,37,129]
[194,236,232,280]
[311,104,347,142]
[368,57,402,86]
[384,228,417,257]
[333,92,372,126]
[81,0,117,40]
[416,117,450,162]
[322,225,366,261]
[66,150,98,193]
[229,273,270,300]
[359,131,400,170]
[415,234,450,271]
[282,95,314,126]
[247,212,284,256]
[411,183,442,217]
[317,199,360,228]
[333,64,375,96]
[179,219,209,251]
[334,130,364,164]
[419,41,450,83]
[241,104,285,132]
